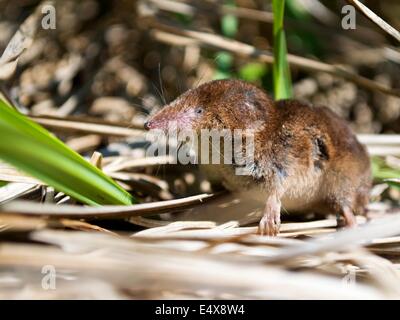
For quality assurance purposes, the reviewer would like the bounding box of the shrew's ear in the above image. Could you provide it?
[221,87,270,130]
[243,90,266,113]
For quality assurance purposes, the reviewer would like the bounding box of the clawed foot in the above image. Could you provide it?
[258,213,280,236]
[258,195,281,236]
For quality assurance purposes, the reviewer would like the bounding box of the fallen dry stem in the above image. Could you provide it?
[0,193,219,219]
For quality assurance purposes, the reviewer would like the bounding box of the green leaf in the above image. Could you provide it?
[371,156,400,192]
[214,0,237,79]
[0,98,134,206]
[285,0,325,57]
[221,0,238,38]
[216,51,234,71]
[213,70,232,80]
[222,14,238,38]
[239,62,268,82]
[386,180,400,190]
[272,0,293,100]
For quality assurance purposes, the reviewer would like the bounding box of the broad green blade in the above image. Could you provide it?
[371,156,400,190]
[272,0,293,100]
[0,98,134,206]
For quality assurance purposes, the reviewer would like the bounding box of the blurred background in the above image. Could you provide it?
[1,0,400,300]
[1,0,400,134]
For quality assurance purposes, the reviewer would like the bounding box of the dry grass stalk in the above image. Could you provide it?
[346,0,400,43]
[30,115,144,137]
[0,231,388,299]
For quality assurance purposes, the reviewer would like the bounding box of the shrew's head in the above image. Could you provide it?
[144,79,274,133]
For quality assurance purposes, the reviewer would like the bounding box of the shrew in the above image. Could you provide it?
[144,79,371,236]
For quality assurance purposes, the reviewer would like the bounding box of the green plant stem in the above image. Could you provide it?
[272,0,293,100]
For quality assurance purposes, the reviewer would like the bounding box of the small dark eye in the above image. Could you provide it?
[195,107,203,114]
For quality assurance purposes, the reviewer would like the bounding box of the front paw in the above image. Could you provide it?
[258,214,280,236]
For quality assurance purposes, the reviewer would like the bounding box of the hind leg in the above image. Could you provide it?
[337,183,370,227]
[325,194,358,229]
[337,205,357,228]
[327,157,370,228]
[331,190,369,228]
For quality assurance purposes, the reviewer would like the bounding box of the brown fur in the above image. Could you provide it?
[145,79,371,236]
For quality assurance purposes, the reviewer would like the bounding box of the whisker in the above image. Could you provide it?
[158,63,167,105]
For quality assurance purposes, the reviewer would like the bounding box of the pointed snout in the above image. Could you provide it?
[144,112,170,130]
[144,106,181,131]
[144,119,158,130]
[143,120,151,130]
